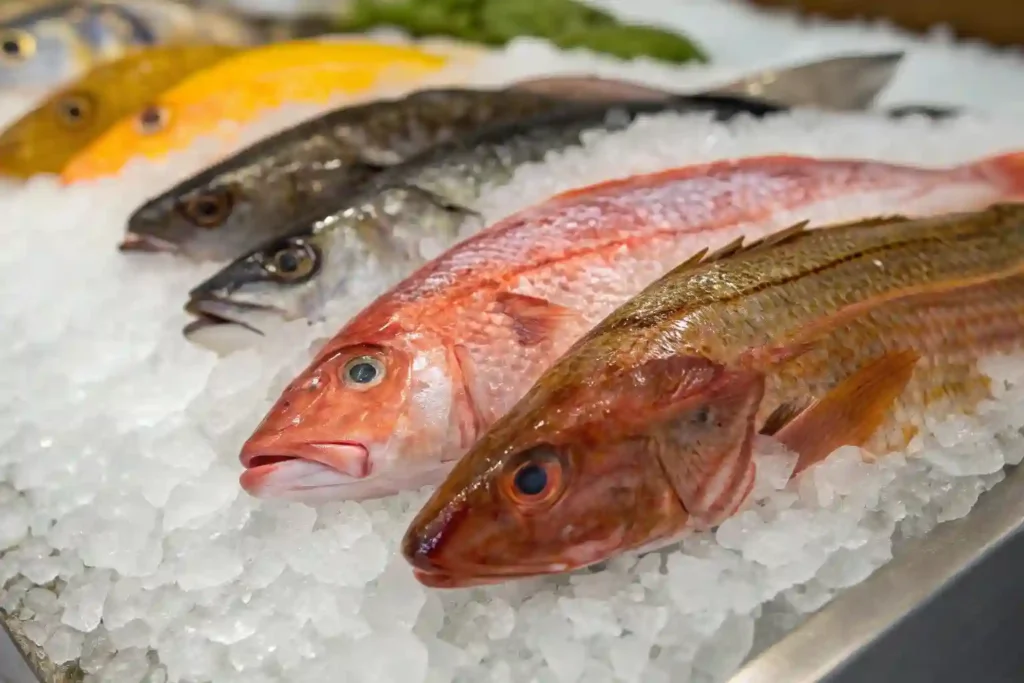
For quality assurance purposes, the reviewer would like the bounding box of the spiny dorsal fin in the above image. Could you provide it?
[678,219,812,273]
[673,214,913,277]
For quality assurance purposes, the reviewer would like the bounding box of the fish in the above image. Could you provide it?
[0,43,241,179]
[400,202,1024,588]
[232,151,1024,504]
[121,88,591,261]
[181,94,786,345]
[504,52,905,112]
[122,52,904,262]
[57,38,464,183]
[0,0,268,94]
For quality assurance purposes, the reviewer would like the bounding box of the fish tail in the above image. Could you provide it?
[971,151,1024,196]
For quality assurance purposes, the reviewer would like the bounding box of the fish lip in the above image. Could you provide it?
[183,295,272,336]
[239,440,370,478]
[119,231,178,253]
[409,566,546,588]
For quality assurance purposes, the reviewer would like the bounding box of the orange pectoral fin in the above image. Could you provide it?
[767,349,920,477]
[493,292,581,347]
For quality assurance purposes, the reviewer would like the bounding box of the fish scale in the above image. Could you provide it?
[236,151,1024,506]
[400,203,1024,588]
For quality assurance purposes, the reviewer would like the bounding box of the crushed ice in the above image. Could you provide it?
[3,1,1024,681]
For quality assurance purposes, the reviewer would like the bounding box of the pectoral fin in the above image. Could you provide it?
[768,349,920,477]
[494,292,581,347]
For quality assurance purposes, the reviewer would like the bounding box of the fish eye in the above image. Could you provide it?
[135,104,170,135]
[341,355,385,390]
[180,189,234,228]
[502,444,567,510]
[54,93,94,128]
[0,30,35,62]
[265,240,318,282]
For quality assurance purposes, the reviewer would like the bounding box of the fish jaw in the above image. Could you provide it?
[239,441,371,501]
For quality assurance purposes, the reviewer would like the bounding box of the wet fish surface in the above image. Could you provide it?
[0,43,241,178]
[181,94,787,344]
[58,38,456,183]
[0,0,266,93]
[401,202,1024,588]
[230,150,1024,503]
[124,52,906,262]
[123,88,591,261]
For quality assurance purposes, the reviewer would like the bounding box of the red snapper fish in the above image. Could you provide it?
[236,151,1024,502]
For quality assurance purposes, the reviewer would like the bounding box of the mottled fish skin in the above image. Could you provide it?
[124,88,588,262]
[182,94,785,339]
[401,202,1024,588]
[231,150,1024,505]
[0,0,261,92]
[0,43,241,178]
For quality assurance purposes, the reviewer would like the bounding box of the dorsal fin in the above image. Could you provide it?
[671,214,914,279]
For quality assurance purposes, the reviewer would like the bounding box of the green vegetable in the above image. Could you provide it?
[334,0,708,64]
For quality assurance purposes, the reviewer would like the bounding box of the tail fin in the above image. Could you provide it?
[973,152,1024,197]
[709,52,904,111]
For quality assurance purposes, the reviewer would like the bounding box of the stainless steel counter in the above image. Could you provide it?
[731,463,1024,683]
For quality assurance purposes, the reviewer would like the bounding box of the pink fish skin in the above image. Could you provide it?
[237,151,1024,503]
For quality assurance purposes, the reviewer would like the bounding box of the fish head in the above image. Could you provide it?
[402,351,765,587]
[0,83,103,177]
[238,320,467,502]
[0,12,88,93]
[124,171,270,261]
[182,227,331,341]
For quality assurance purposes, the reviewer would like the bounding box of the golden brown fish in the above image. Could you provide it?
[402,202,1024,587]
[0,43,241,179]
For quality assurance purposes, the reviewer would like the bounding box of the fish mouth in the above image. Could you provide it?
[239,441,372,500]
[183,295,272,337]
[119,231,178,253]
[410,565,559,588]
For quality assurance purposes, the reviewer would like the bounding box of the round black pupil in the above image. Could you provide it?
[348,362,377,384]
[514,463,548,496]
[141,108,161,127]
[65,103,81,118]
[3,40,19,55]
[198,198,219,216]
[276,249,299,272]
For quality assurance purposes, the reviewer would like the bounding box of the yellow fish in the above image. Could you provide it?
[0,43,241,179]
[59,38,461,183]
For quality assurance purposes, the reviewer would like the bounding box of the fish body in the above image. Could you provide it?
[58,38,459,182]
[0,43,241,178]
[401,202,1024,588]
[233,151,1024,504]
[182,95,784,343]
[0,0,264,93]
[123,52,905,261]
[123,88,587,261]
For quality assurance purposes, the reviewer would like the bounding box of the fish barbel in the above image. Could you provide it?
[235,151,1024,504]
[181,94,784,347]
[0,0,266,93]
[58,38,460,183]
[122,52,904,262]
[401,202,1024,588]
[0,43,241,179]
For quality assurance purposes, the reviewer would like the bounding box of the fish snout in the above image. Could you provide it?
[119,231,178,253]
[238,441,371,499]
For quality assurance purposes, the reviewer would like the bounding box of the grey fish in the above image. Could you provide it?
[181,94,786,346]
[123,88,586,262]
[125,52,905,263]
